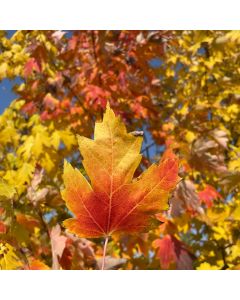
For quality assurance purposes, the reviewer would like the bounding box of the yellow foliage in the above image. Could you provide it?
[185,130,196,143]
[197,262,219,270]
[0,242,24,270]
[0,180,16,199]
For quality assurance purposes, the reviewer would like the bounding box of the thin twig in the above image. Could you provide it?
[101,236,109,270]
[220,246,229,270]
[91,31,98,65]
[90,30,102,87]
[141,142,155,154]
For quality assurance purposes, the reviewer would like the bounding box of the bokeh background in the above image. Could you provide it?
[0,30,240,270]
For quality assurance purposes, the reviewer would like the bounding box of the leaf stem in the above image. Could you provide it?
[101,236,109,270]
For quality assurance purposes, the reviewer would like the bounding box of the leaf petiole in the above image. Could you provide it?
[101,236,109,270]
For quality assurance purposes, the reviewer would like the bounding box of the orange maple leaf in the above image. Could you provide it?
[28,258,50,270]
[62,104,179,238]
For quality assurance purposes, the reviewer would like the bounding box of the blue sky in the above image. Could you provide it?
[0,31,18,113]
[0,78,22,113]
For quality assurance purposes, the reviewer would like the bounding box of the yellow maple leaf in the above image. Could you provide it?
[0,179,16,199]
[0,242,24,270]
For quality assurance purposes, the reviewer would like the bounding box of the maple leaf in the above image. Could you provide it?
[153,235,194,270]
[62,104,179,238]
[0,179,16,199]
[50,224,67,270]
[210,129,228,149]
[60,234,97,270]
[23,58,40,78]
[27,166,49,206]
[16,213,40,232]
[170,180,204,217]
[198,185,223,208]
[153,235,176,269]
[190,136,227,174]
[28,258,50,270]
[0,242,25,270]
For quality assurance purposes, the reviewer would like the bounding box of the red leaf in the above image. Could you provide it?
[198,185,223,208]
[24,58,40,77]
[0,221,6,234]
[153,235,176,269]
[153,235,194,270]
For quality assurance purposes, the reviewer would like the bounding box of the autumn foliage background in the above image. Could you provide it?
[0,30,240,270]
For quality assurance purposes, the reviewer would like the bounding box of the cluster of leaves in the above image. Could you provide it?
[0,30,239,270]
